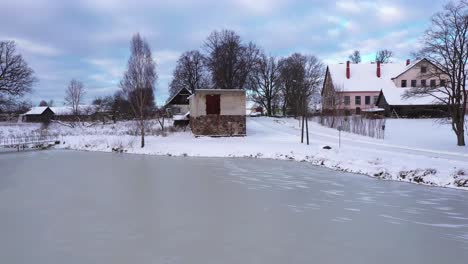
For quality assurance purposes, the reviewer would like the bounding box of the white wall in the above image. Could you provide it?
[190,91,246,117]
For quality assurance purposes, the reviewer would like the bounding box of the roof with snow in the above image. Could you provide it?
[327,62,410,92]
[24,107,50,115]
[166,87,192,105]
[379,86,443,106]
[195,89,245,93]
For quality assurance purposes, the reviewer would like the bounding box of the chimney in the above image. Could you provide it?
[406,59,410,66]
[346,61,350,79]
[376,61,381,78]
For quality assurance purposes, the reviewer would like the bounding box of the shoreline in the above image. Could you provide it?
[55,141,468,191]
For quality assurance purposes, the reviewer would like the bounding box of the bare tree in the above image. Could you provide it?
[405,1,467,146]
[64,79,85,118]
[375,49,393,63]
[279,53,324,117]
[0,41,37,101]
[248,53,282,116]
[349,50,361,64]
[204,29,259,90]
[120,33,157,148]
[169,50,209,96]
[38,100,48,106]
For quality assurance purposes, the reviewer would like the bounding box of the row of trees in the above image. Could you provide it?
[169,29,324,117]
[348,49,394,64]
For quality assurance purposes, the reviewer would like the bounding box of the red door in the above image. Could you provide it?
[206,94,220,115]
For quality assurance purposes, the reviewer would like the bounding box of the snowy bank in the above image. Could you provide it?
[1,117,467,190]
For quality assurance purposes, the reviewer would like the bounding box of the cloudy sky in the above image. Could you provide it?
[1,0,447,105]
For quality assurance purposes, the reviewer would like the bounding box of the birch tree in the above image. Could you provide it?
[120,33,157,148]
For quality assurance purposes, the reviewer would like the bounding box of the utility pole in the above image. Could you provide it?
[304,94,309,145]
[301,100,305,143]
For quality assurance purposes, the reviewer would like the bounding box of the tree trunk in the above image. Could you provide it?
[267,99,272,117]
[456,121,465,146]
[457,132,465,146]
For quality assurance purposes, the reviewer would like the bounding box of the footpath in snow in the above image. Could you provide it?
[1,117,467,190]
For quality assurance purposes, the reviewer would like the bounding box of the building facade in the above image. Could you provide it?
[322,58,452,117]
[189,89,246,136]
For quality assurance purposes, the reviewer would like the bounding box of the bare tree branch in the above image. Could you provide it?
[64,79,85,117]
[375,49,394,63]
[203,29,259,90]
[0,41,37,99]
[409,1,468,146]
[169,50,209,96]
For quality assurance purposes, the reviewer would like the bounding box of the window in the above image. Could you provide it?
[206,94,220,115]
[430,79,436,87]
[421,66,427,73]
[401,80,407,87]
[344,96,350,105]
[411,80,417,87]
[421,79,426,87]
[373,96,379,104]
[365,96,371,105]
[440,79,446,87]
[355,96,361,105]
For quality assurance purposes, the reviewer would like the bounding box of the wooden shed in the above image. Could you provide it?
[22,107,55,123]
[165,87,192,116]
[189,89,246,136]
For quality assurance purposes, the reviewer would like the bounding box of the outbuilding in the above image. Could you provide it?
[189,89,246,136]
[22,107,55,123]
[165,87,192,116]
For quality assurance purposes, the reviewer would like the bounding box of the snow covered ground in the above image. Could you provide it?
[1,117,467,190]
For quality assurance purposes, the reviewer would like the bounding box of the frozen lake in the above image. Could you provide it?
[1,150,467,264]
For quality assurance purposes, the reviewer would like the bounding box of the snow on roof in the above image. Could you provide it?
[328,62,409,92]
[49,106,73,115]
[381,86,443,106]
[166,87,192,105]
[195,89,245,93]
[362,107,385,112]
[24,107,49,115]
[50,105,96,115]
[173,112,190,121]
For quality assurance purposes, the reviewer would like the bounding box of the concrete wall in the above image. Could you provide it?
[392,60,449,88]
[190,90,246,117]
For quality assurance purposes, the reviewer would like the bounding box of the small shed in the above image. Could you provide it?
[376,88,448,118]
[189,89,246,136]
[23,107,55,122]
[165,87,192,116]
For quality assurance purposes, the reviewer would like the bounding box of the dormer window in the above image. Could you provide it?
[421,66,427,73]
[401,80,407,87]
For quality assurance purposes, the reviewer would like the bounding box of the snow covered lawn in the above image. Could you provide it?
[1,117,467,190]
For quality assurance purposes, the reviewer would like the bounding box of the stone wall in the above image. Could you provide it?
[190,115,246,136]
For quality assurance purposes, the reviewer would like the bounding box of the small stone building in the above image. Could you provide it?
[189,89,246,136]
